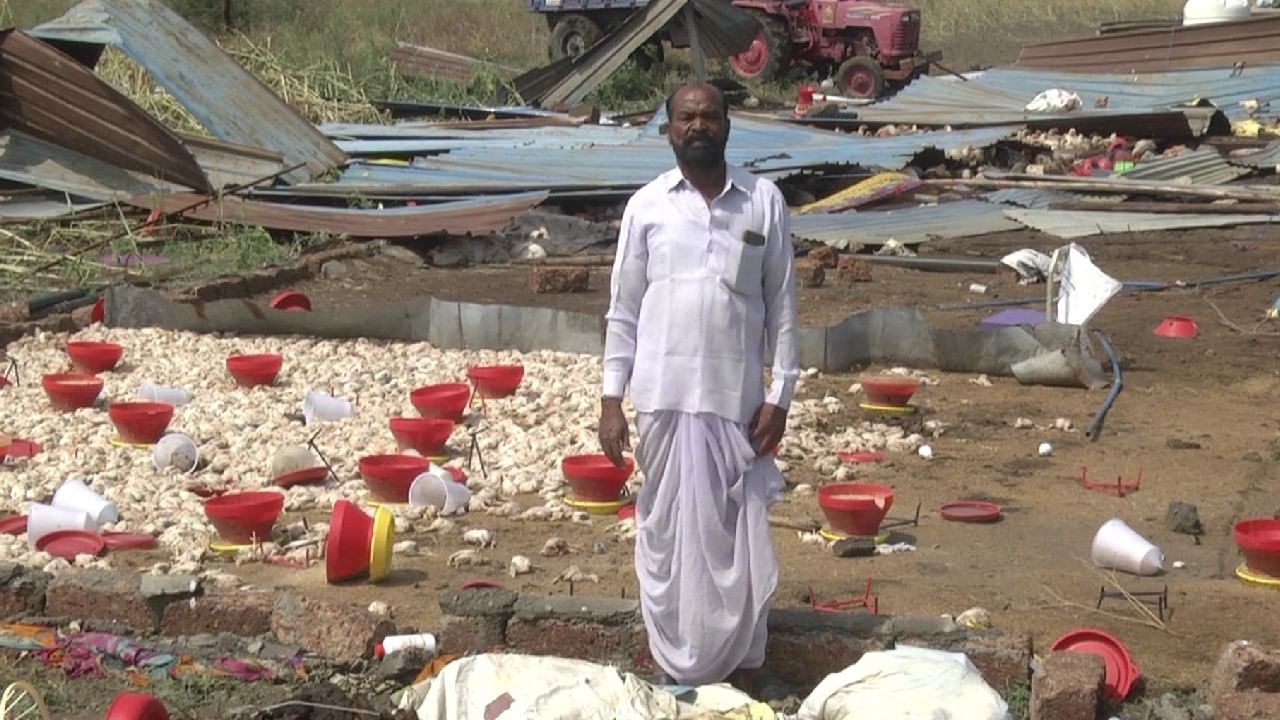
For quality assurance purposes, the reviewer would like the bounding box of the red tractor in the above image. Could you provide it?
[529,0,933,99]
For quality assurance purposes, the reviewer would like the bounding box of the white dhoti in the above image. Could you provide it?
[633,410,785,686]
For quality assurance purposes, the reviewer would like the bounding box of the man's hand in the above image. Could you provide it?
[749,402,787,456]
[599,397,630,467]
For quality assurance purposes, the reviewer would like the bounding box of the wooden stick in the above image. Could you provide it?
[769,515,820,533]
[1039,584,1177,635]
[1049,200,1280,215]
[929,176,1280,203]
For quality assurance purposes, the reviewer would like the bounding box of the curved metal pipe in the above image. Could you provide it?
[1086,330,1122,442]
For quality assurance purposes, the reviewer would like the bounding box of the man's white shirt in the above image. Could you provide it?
[602,164,800,425]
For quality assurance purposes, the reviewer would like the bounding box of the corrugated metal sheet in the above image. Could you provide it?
[982,188,1078,209]
[0,129,181,201]
[0,190,104,221]
[389,42,517,84]
[126,191,550,238]
[1227,138,1280,169]
[790,200,1022,248]
[1016,14,1280,73]
[178,134,287,189]
[1005,208,1279,238]
[30,0,346,183]
[850,65,1280,127]
[1116,147,1251,185]
[0,28,210,192]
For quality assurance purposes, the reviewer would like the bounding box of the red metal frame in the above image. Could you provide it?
[809,577,879,614]
[1080,466,1143,497]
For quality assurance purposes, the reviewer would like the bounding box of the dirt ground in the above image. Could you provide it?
[238,224,1280,700]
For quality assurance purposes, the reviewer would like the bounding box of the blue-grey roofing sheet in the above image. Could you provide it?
[857,65,1280,124]
[309,114,1014,194]
[790,200,1022,248]
[1228,139,1280,169]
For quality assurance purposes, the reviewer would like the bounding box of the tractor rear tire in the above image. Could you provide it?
[728,10,791,83]
[549,14,603,62]
[836,56,886,99]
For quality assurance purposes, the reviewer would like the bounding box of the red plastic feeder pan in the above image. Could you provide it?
[226,353,283,387]
[467,365,524,399]
[1235,518,1280,578]
[410,383,471,422]
[268,290,312,312]
[1050,628,1139,703]
[1153,315,1199,339]
[65,340,123,374]
[359,454,431,503]
[818,483,895,537]
[859,374,920,407]
[389,417,454,455]
[562,454,635,502]
[105,692,170,720]
[108,401,174,444]
[204,491,283,545]
[42,373,104,411]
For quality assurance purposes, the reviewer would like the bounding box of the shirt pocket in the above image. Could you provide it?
[721,230,766,296]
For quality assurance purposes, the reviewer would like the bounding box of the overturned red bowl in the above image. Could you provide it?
[467,365,524,399]
[42,372,104,411]
[818,483,895,536]
[108,401,174,444]
[859,374,920,406]
[562,454,634,502]
[359,454,431,504]
[203,491,283,545]
[226,353,283,387]
[410,383,471,422]
[389,417,454,455]
[66,340,123,373]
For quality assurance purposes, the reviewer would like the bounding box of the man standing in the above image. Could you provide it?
[598,83,799,697]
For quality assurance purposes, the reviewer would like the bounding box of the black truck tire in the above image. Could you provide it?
[836,56,886,99]
[728,10,791,82]
[549,14,604,61]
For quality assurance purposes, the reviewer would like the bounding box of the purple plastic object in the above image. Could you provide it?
[979,308,1045,330]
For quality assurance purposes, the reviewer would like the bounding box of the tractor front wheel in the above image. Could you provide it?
[728,11,791,82]
[549,14,603,62]
[836,56,886,100]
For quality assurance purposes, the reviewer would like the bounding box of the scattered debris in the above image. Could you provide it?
[1166,502,1204,536]
[552,565,599,584]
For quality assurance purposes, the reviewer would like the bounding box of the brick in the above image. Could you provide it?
[835,256,873,284]
[530,266,590,294]
[1212,641,1280,697]
[513,594,638,624]
[45,570,153,631]
[439,614,507,655]
[807,246,839,269]
[0,567,49,619]
[1031,651,1105,720]
[765,624,888,691]
[628,623,662,676]
[907,630,1032,690]
[0,302,28,323]
[438,587,518,618]
[140,575,200,600]
[506,617,630,662]
[1214,692,1280,720]
[160,590,274,637]
[794,258,825,288]
[70,305,96,328]
[271,592,394,660]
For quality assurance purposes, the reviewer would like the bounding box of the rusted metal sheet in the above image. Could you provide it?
[389,42,517,84]
[1016,14,1280,73]
[0,129,182,201]
[0,28,210,192]
[178,134,286,189]
[125,191,550,239]
[30,0,346,183]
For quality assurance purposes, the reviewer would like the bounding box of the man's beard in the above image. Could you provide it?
[673,134,725,169]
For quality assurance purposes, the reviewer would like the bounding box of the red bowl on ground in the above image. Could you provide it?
[410,383,471,422]
[562,454,635,502]
[818,483,895,536]
[359,454,431,503]
[268,290,312,312]
[327,499,373,583]
[203,491,283,544]
[65,340,123,373]
[1050,628,1139,704]
[273,466,330,489]
[1153,315,1199,339]
[105,692,170,720]
[42,372,104,411]
[36,529,106,560]
[467,365,524,399]
[1235,519,1280,578]
[226,353,283,387]
[859,375,920,407]
[108,401,174,444]
[389,417,454,455]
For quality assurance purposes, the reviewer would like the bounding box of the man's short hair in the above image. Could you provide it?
[664,83,729,120]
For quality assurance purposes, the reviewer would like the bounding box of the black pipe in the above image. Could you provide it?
[29,295,96,320]
[1178,268,1280,289]
[1086,330,1122,442]
[865,256,1001,273]
[936,297,1041,311]
[27,288,87,313]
